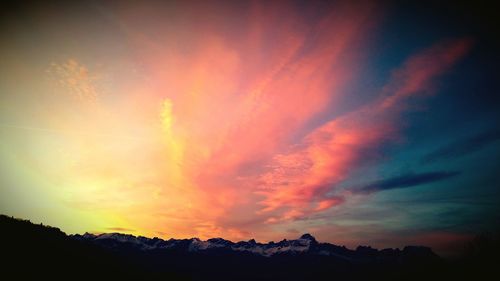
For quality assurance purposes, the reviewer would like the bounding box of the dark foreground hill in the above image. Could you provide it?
[0,214,185,280]
[1,214,497,280]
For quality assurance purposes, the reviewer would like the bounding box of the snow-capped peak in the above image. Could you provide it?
[71,231,437,261]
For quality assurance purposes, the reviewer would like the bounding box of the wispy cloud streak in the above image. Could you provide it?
[354,171,461,194]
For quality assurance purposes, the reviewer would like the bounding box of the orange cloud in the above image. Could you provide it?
[256,38,472,222]
[47,59,99,105]
[107,1,382,238]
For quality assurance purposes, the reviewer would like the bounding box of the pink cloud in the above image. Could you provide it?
[256,38,472,222]
[121,1,382,237]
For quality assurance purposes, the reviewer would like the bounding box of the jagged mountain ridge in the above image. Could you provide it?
[73,231,437,262]
[2,214,449,281]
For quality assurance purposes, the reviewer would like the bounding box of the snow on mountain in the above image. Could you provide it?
[72,232,437,261]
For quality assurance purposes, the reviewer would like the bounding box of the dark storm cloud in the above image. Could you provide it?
[355,171,461,194]
[422,129,500,163]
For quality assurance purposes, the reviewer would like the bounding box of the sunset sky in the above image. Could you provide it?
[1,0,499,256]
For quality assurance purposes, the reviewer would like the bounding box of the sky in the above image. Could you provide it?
[1,0,499,256]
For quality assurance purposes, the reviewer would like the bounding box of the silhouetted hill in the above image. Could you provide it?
[1,214,498,280]
[0,214,185,280]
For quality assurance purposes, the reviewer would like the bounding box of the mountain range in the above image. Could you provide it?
[73,231,437,263]
[1,214,495,280]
